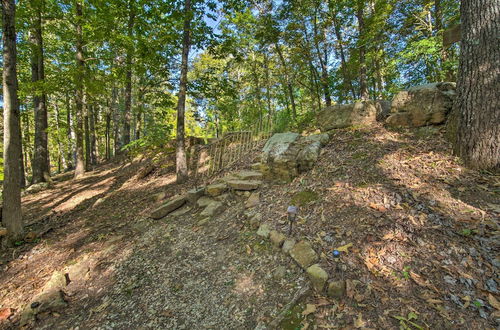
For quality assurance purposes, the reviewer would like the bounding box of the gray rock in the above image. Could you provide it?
[25,182,51,194]
[227,180,262,191]
[234,170,263,181]
[269,230,286,247]
[200,201,224,218]
[387,82,456,127]
[273,266,287,280]
[257,224,271,238]
[186,187,205,204]
[327,280,346,299]
[444,275,457,285]
[245,192,260,209]
[301,133,330,146]
[249,213,262,229]
[317,101,378,130]
[297,141,321,173]
[306,264,328,292]
[282,239,296,253]
[151,195,186,219]
[197,196,215,208]
[206,183,228,197]
[290,241,318,269]
[486,278,498,293]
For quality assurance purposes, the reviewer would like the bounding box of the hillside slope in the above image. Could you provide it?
[0,124,498,329]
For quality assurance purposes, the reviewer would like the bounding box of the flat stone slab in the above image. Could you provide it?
[227,180,262,191]
[235,170,263,181]
[269,230,286,247]
[151,195,186,219]
[289,241,318,269]
[307,264,328,292]
[206,183,228,197]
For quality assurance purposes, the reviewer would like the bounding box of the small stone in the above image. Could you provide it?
[200,201,224,218]
[245,192,260,209]
[206,183,228,197]
[269,230,286,247]
[151,195,186,219]
[170,206,191,217]
[306,264,328,292]
[273,266,287,280]
[249,213,262,229]
[485,278,498,293]
[152,191,166,202]
[257,224,271,238]
[197,196,214,208]
[327,280,346,299]
[282,239,296,253]
[227,180,262,191]
[186,187,205,204]
[290,241,318,269]
[444,275,457,285]
[0,308,13,321]
[235,170,263,181]
[197,218,210,226]
[0,227,7,237]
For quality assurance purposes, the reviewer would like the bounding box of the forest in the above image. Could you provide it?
[0,0,499,328]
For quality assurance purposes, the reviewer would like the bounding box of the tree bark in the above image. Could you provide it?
[2,0,24,243]
[123,0,135,146]
[357,1,369,100]
[84,95,90,170]
[89,104,97,164]
[275,43,297,121]
[74,0,86,178]
[30,0,50,184]
[176,0,191,183]
[332,12,357,101]
[453,0,500,171]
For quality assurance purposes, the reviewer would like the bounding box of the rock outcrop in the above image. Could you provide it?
[386,82,456,127]
[259,132,329,182]
[317,101,379,130]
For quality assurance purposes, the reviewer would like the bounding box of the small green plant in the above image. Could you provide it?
[402,266,411,280]
[473,300,482,308]
[393,312,423,330]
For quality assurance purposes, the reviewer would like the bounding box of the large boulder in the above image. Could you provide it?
[386,82,456,127]
[260,132,327,182]
[317,101,378,131]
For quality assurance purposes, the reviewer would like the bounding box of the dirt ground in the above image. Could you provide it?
[1,124,499,329]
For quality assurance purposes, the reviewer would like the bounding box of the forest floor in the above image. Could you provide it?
[1,124,499,329]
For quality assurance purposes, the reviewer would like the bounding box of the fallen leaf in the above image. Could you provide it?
[302,304,316,316]
[354,313,367,328]
[336,243,353,253]
[0,308,13,321]
[488,294,500,310]
[369,203,387,212]
[246,245,252,255]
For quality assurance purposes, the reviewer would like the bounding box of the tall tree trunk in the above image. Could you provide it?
[136,89,143,140]
[332,13,357,101]
[275,44,297,121]
[176,0,191,183]
[263,52,273,125]
[84,96,90,170]
[54,100,66,171]
[2,0,24,243]
[123,0,135,146]
[65,92,73,169]
[18,109,26,188]
[90,104,97,164]
[30,0,49,184]
[357,1,369,100]
[105,112,111,160]
[112,86,120,155]
[312,9,331,107]
[74,0,85,178]
[452,0,499,171]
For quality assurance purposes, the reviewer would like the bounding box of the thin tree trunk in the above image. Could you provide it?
[312,9,331,107]
[74,0,85,178]
[452,0,500,171]
[332,13,357,101]
[123,0,135,146]
[176,0,191,183]
[84,95,90,170]
[89,104,97,164]
[275,44,297,121]
[54,100,66,171]
[357,1,369,100]
[65,92,73,169]
[2,0,24,243]
[106,112,111,160]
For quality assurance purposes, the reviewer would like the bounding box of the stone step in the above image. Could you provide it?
[227,179,262,191]
[234,170,263,181]
[151,195,186,219]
